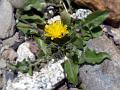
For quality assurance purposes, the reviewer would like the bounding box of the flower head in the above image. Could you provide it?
[44,20,69,40]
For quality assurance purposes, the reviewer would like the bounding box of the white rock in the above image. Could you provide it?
[6,58,66,90]
[71,9,92,19]
[16,42,35,62]
[47,15,61,24]
[0,0,15,39]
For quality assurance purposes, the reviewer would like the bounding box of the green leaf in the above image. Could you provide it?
[71,49,85,65]
[60,10,71,26]
[83,10,109,29]
[17,60,29,73]
[15,60,31,73]
[71,53,79,64]
[9,64,17,71]
[17,22,32,29]
[16,22,33,33]
[24,0,46,11]
[78,52,86,64]
[84,48,110,64]
[28,66,33,76]
[91,26,103,38]
[80,28,92,41]
[18,65,29,73]
[35,37,47,55]
[17,22,39,35]
[10,60,34,75]
[29,0,36,4]
[21,15,45,24]
[16,61,25,68]
[72,36,83,49]
[63,60,79,85]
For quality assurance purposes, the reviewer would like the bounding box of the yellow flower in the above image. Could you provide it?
[44,20,69,40]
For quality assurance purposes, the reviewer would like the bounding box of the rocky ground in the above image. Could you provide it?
[0,0,120,90]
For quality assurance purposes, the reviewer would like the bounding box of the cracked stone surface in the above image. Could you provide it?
[79,35,120,90]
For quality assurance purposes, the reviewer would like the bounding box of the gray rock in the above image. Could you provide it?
[79,35,120,90]
[0,59,6,69]
[5,71,15,81]
[103,25,120,45]
[8,0,27,8]
[1,47,17,62]
[2,32,20,47]
[0,0,15,39]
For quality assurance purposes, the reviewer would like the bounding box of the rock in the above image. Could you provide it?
[8,0,27,9]
[2,32,20,47]
[16,42,35,62]
[1,48,17,61]
[74,0,120,27]
[6,58,65,90]
[0,59,7,69]
[4,71,15,81]
[0,0,15,39]
[71,9,92,20]
[79,35,120,90]
[103,25,120,45]
[2,70,15,90]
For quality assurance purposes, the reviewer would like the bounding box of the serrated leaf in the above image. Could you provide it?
[83,10,109,29]
[17,22,38,35]
[35,37,47,55]
[84,48,110,64]
[17,22,32,29]
[17,22,32,35]
[63,60,79,85]
[21,15,45,23]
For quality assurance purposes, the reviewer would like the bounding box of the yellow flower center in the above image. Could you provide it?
[44,20,69,40]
